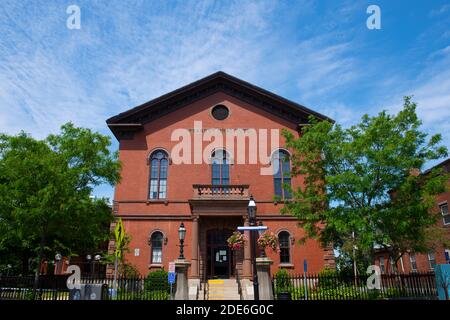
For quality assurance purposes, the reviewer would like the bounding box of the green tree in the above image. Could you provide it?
[0,123,121,283]
[102,232,141,278]
[281,97,449,269]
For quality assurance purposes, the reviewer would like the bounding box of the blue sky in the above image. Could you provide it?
[1,1,449,200]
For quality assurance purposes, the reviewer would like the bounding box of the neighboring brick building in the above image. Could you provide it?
[375,158,450,273]
[106,72,335,280]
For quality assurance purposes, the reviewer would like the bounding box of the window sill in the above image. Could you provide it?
[146,200,169,205]
[278,263,294,268]
[148,264,163,269]
[273,199,294,205]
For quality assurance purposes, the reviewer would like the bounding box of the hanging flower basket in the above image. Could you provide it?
[257,231,279,252]
[227,231,247,250]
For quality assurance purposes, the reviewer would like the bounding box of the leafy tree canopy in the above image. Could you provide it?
[282,97,449,264]
[0,123,121,274]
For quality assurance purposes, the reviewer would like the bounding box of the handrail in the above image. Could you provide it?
[192,184,250,188]
[203,263,208,301]
[203,278,208,301]
[235,255,243,300]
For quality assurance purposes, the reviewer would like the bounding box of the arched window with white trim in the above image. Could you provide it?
[278,231,291,263]
[150,231,164,264]
[149,150,168,199]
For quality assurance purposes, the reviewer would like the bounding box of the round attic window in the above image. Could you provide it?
[211,105,229,120]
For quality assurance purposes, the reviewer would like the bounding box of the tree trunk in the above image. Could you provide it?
[21,253,29,275]
[32,229,46,300]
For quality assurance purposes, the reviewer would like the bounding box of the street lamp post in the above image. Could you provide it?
[248,195,259,300]
[86,254,92,277]
[178,223,186,260]
[55,253,62,275]
[94,254,101,277]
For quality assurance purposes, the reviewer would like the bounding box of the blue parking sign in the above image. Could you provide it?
[168,272,176,284]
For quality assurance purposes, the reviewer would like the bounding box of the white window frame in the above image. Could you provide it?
[445,249,450,263]
[427,252,436,270]
[439,202,449,225]
[389,257,397,273]
[379,256,385,274]
[150,231,164,264]
[409,254,417,272]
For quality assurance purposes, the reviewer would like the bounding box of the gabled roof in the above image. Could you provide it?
[423,157,450,175]
[106,71,333,140]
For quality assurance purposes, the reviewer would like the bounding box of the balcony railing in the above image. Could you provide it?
[192,184,249,200]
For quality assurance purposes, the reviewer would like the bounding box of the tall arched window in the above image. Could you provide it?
[273,150,291,199]
[150,231,163,264]
[149,150,168,199]
[211,149,229,185]
[278,231,291,263]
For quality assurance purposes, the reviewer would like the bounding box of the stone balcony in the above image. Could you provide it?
[189,184,250,216]
[192,184,250,200]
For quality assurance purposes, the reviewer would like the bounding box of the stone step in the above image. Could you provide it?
[208,284,239,287]
[206,279,241,300]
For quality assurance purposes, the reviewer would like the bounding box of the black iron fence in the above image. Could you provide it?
[272,271,437,300]
[0,275,171,300]
[1,272,438,300]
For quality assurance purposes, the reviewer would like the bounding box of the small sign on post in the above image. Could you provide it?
[168,262,176,300]
[113,218,125,298]
[114,218,125,257]
[168,272,176,284]
[303,259,308,300]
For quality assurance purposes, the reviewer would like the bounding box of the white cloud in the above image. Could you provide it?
[0,0,360,139]
[375,47,450,170]
[429,4,450,17]
[1,0,448,195]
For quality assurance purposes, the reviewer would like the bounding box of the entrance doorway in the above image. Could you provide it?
[206,229,233,278]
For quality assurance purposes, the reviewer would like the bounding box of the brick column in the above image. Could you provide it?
[190,216,200,278]
[243,217,252,279]
[106,221,117,277]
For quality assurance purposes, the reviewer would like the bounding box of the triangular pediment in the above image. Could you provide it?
[106,71,332,140]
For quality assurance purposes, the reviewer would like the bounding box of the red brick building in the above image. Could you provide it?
[106,72,335,280]
[375,158,450,273]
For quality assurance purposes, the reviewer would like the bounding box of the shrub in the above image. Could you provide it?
[313,286,361,300]
[120,263,141,278]
[289,286,307,300]
[24,289,34,300]
[115,289,169,300]
[317,267,340,289]
[366,289,381,300]
[383,287,407,298]
[145,269,170,293]
[274,269,291,293]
